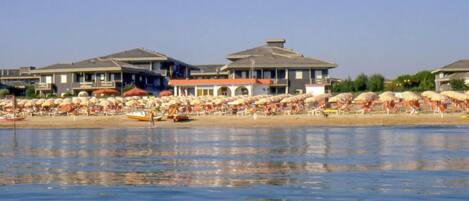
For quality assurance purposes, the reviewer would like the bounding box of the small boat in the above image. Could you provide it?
[126,112,162,121]
[0,115,25,122]
[173,114,189,122]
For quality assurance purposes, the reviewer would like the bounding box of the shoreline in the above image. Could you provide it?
[1,113,468,129]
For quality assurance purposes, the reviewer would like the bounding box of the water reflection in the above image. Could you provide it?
[0,127,468,188]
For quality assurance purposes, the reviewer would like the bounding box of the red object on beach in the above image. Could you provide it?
[93,89,120,96]
[123,87,148,97]
[159,90,172,97]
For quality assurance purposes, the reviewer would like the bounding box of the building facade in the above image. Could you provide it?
[0,67,39,95]
[170,39,337,96]
[432,60,469,91]
[30,48,193,96]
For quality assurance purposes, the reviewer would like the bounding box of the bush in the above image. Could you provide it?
[61,92,73,98]
[449,79,467,91]
[0,88,9,98]
[332,77,355,92]
[354,73,368,91]
[45,93,56,98]
[25,85,36,98]
[367,74,385,92]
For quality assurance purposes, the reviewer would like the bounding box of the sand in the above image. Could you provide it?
[0,113,468,129]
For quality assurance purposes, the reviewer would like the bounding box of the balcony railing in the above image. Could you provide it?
[35,83,52,91]
[99,81,116,88]
[313,78,331,85]
[74,81,117,89]
[78,82,94,89]
[271,79,288,86]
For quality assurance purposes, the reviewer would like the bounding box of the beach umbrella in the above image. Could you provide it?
[78,91,89,97]
[354,92,378,103]
[99,100,111,107]
[441,91,469,101]
[72,97,81,105]
[123,87,148,97]
[379,92,398,102]
[159,90,172,97]
[401,91,420,101]
[329,93,353,103]
[92,89,120,97]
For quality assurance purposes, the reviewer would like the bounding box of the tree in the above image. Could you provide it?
[332,77,355,92]
[449,78,467,91]
[0,88,9,98]
[367,74,385,92]
[414,70,435,91]
[354,73,368,91]
[25,85,36,98]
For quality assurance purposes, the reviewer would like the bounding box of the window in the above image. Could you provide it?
[110,74,115,81]
[60,74,67,83]
[264,71,271,79]
[132,74,136,81]
[100,74,105,81]
[241,71,247,78]
[315,70,323,79]
[45,76,52,84]
[295,71,303,79]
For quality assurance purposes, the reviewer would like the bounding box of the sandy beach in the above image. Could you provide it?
[1,113,468,129]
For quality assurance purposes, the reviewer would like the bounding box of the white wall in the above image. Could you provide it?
[306,85,325,96]
[252,84,269,96]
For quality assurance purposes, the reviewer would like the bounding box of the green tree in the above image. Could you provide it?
[332,77,355,93]
[25,85,36,98]
[414,70,435,91]
[354,73,368,91]
[367,74,385,92]
[0,88,10,98]
[449,78,467,91]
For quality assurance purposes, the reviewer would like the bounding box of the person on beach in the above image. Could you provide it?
[149,111,155,127]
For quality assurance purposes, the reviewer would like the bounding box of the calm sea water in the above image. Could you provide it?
[0,126,468,200]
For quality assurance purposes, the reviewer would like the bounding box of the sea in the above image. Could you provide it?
[0,126,468,200]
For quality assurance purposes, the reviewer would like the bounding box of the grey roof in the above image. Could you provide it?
[223,42,337,70]
[101,48,168,60]
[433,60,469,73]
[33,58,158,74]
[227,45,300,60]
[191,64,228,74]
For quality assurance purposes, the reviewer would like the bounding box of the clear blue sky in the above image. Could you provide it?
[1,0,469,79]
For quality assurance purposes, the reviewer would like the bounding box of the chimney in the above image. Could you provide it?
[266,38,286,48]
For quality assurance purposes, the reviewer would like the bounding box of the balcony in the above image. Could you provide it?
[35,83,52,91]
[73,81,117,89]
[313,78,332,85]
[270,79,288,86]
[99,81,116,88]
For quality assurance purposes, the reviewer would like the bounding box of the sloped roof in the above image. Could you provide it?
[101,48,168,60]
[222,54,336,70]
[191,64,228,75]
[32,58,158,74]
[433,60,469,73]
[227,46,300,60]
[223,41,337,70]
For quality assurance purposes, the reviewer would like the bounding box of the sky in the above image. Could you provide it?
[1,0,469,79]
